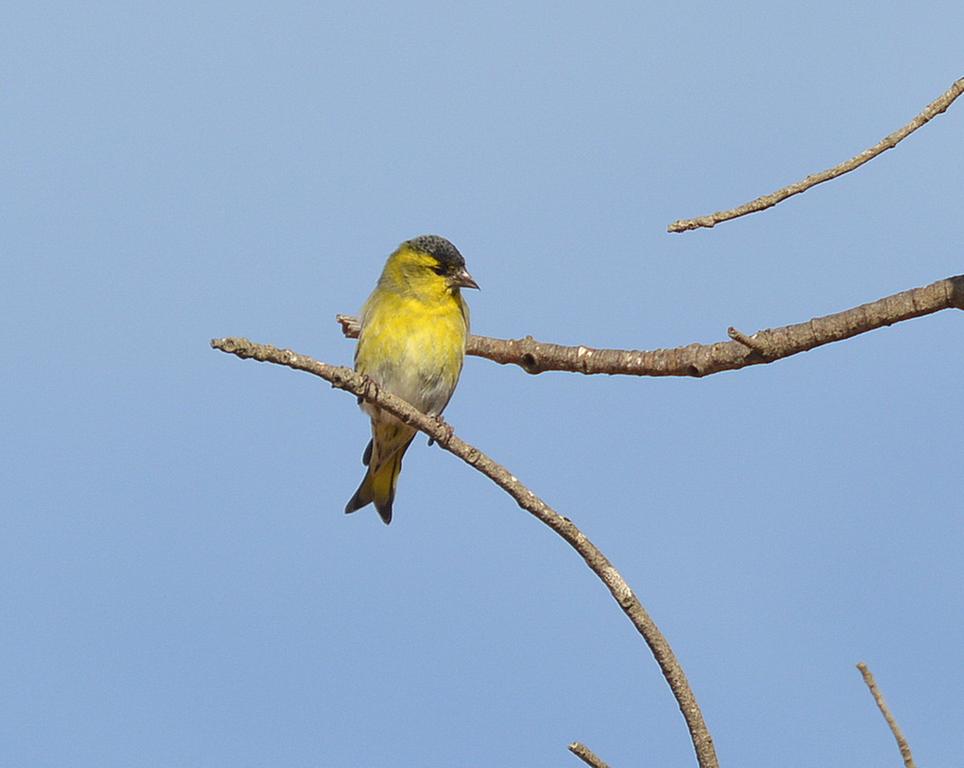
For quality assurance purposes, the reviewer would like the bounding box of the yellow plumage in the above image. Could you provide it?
[345,235,478,524]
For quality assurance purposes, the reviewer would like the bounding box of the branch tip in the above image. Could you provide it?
[337,314,360,338]
[857,662,916,768]
[569,742,611,768]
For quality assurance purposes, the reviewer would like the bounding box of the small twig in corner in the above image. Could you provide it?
[727,326,768,354]
[668,76,964,232]
[569,742,611,768]
[857,662,916,768]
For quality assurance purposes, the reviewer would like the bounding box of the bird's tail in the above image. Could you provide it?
[344,436,414,525]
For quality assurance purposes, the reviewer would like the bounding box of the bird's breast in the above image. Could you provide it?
[355,292,468,415]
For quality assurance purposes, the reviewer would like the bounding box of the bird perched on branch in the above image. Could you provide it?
[345,235,479,524]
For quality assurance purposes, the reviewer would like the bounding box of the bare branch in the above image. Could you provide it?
[668,76,964,232]
[211,337,719,768]
[340,274,964,378]
[857,662,917,768]
[569,742,611,768]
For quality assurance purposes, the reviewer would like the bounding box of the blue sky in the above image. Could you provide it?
[2,2,962,766]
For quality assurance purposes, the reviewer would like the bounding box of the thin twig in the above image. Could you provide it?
[857,662,916,768]
[569,742,611,768]
[211,337,719,768]
[339,274,964,378]
[668,76,964,232]
[726,326,768,355]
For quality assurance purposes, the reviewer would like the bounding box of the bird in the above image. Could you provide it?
[345,235,479,524]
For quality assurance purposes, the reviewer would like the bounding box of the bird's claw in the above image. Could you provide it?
[358,374,380,404]
[428,414,454,447]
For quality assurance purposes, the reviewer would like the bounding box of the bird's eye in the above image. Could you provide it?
[431,264,447,276]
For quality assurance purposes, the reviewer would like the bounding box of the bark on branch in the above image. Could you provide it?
[857,663,917,768]
[668,76,964,232]
[211,336,718,768]
[569,742,611,768]
[338,274,964,378]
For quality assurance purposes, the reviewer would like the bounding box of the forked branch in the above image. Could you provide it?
[211,337,718,768]
[668,76,964,232]
[339,274,964,377]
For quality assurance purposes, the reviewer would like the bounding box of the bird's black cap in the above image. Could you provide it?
[406,234,465,271]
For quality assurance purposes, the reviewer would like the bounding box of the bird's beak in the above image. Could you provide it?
[452,267,480,290]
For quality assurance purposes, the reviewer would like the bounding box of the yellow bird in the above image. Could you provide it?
[345,235,479,524]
